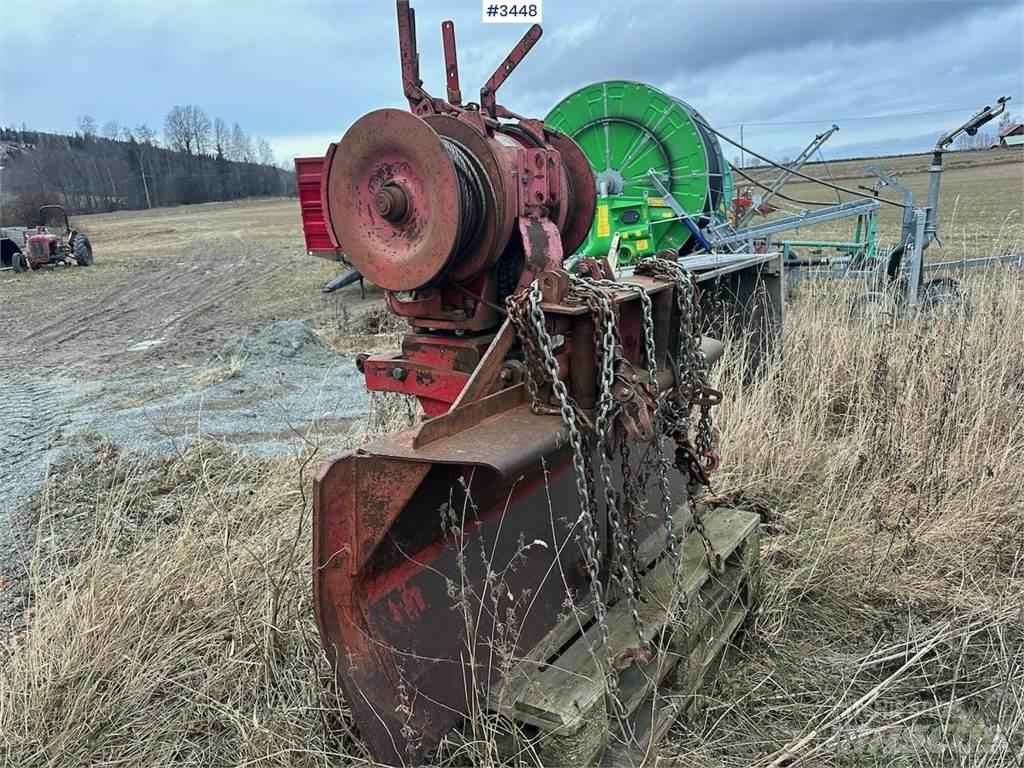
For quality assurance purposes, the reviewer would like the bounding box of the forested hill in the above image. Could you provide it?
[0,123,294,224]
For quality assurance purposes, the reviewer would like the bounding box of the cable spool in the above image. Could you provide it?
[678,99,732,216]
[439,136,486,266]
[323,109,495,292]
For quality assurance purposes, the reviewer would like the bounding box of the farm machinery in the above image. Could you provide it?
[0,205,94,273]
[309,2,778,764]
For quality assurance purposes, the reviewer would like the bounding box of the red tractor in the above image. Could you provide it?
[0,205,93,273]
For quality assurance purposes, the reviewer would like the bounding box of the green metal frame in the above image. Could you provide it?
[780,209,881,268]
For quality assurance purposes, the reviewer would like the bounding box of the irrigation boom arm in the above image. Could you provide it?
[737,124,839,228]
[926,96,1010,242]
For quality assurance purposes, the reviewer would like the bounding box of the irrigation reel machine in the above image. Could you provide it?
[549,86,1017,317]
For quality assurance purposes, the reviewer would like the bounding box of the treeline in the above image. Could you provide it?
[0,106,295,223]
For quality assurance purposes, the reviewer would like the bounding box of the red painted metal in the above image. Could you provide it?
[359,333,493,416]
[397,0,434,116]
[26,232,52,263]
[323,109,461,292]
[441,20,461,105]
[316,273,699,762]
[293,155,341,256]
[480,24,542,118]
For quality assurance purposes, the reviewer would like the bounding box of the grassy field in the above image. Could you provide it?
[1,155,1022,766]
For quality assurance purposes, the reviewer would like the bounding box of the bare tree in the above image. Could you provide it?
[213,117,230,159]
[164,106,193,154]
[256,137,275,166]
[101,120,122,140]
[230,123,253,163]
[77,115,97,138]
[190,107,212,156]
[135,124,157,145]
[164,105,211,155]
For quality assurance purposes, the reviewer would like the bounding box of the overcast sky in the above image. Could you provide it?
[2,0,1021,164]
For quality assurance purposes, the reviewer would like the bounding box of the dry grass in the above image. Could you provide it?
[2,269,1023,766]
[664,269,1024,766]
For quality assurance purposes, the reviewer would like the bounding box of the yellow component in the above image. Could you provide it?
[648,197,666,207]
[597,204,610,238]
[661,211,673,219]
[636,239,649,251]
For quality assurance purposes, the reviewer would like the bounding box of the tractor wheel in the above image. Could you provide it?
[72,233,94,266]
[11,251,28,273]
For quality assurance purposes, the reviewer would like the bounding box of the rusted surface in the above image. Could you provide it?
[545,127,596,256]
[415,382,525,447]
[422,114,510,283]
[517,217,564,290]
[516,147,561,217]
[441,20,461,105]
[311,4,684,764]
[479,24,542,117]
[314,400,686,763]
[396,1,434,115]
[324,109,460,291]
[450,318,516,409]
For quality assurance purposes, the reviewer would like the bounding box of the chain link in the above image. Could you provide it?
[507,281,612,656]
[635,255,724,576]
[506,259,724,697]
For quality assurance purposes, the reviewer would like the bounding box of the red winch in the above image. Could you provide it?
[311,3,763,764]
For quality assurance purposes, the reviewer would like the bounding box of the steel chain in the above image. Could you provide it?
[571,279,645,641]
[635,255,724,576]
[506,260,725,711]
[507,281,612,656]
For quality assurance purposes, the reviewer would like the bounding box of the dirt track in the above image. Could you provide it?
[1,199,364,370]
[0,198,382,620]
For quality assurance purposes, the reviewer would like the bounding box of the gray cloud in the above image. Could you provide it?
[1,0,1020,161]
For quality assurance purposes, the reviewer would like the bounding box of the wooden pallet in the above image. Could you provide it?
[487,506,760,766]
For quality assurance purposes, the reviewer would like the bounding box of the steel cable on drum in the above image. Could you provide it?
[440,136,487,261]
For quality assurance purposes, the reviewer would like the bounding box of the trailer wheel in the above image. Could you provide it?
[849,290,897,328]
[72,233,94,266]
[921,277,968,320]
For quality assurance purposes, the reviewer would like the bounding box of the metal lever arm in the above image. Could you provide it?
[480,24,542,117]
[397,0,433,114]
[441,20,462,105]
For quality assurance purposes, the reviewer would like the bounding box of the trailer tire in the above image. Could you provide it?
[849,291,897,328]
[921,277,968,319]
[72,233,93,266]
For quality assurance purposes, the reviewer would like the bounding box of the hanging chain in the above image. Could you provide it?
[506,260,725,683]
[635,255,724,575]
[507,281,612,657]
[571,279,645,641]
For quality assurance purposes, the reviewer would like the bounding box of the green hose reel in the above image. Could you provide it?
[546,81,733,263]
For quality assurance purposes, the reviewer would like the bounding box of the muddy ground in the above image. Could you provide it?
[0,198,385,620]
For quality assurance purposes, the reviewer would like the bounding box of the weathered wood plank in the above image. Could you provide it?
[493,508,758,734]
[603,600,749,767]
